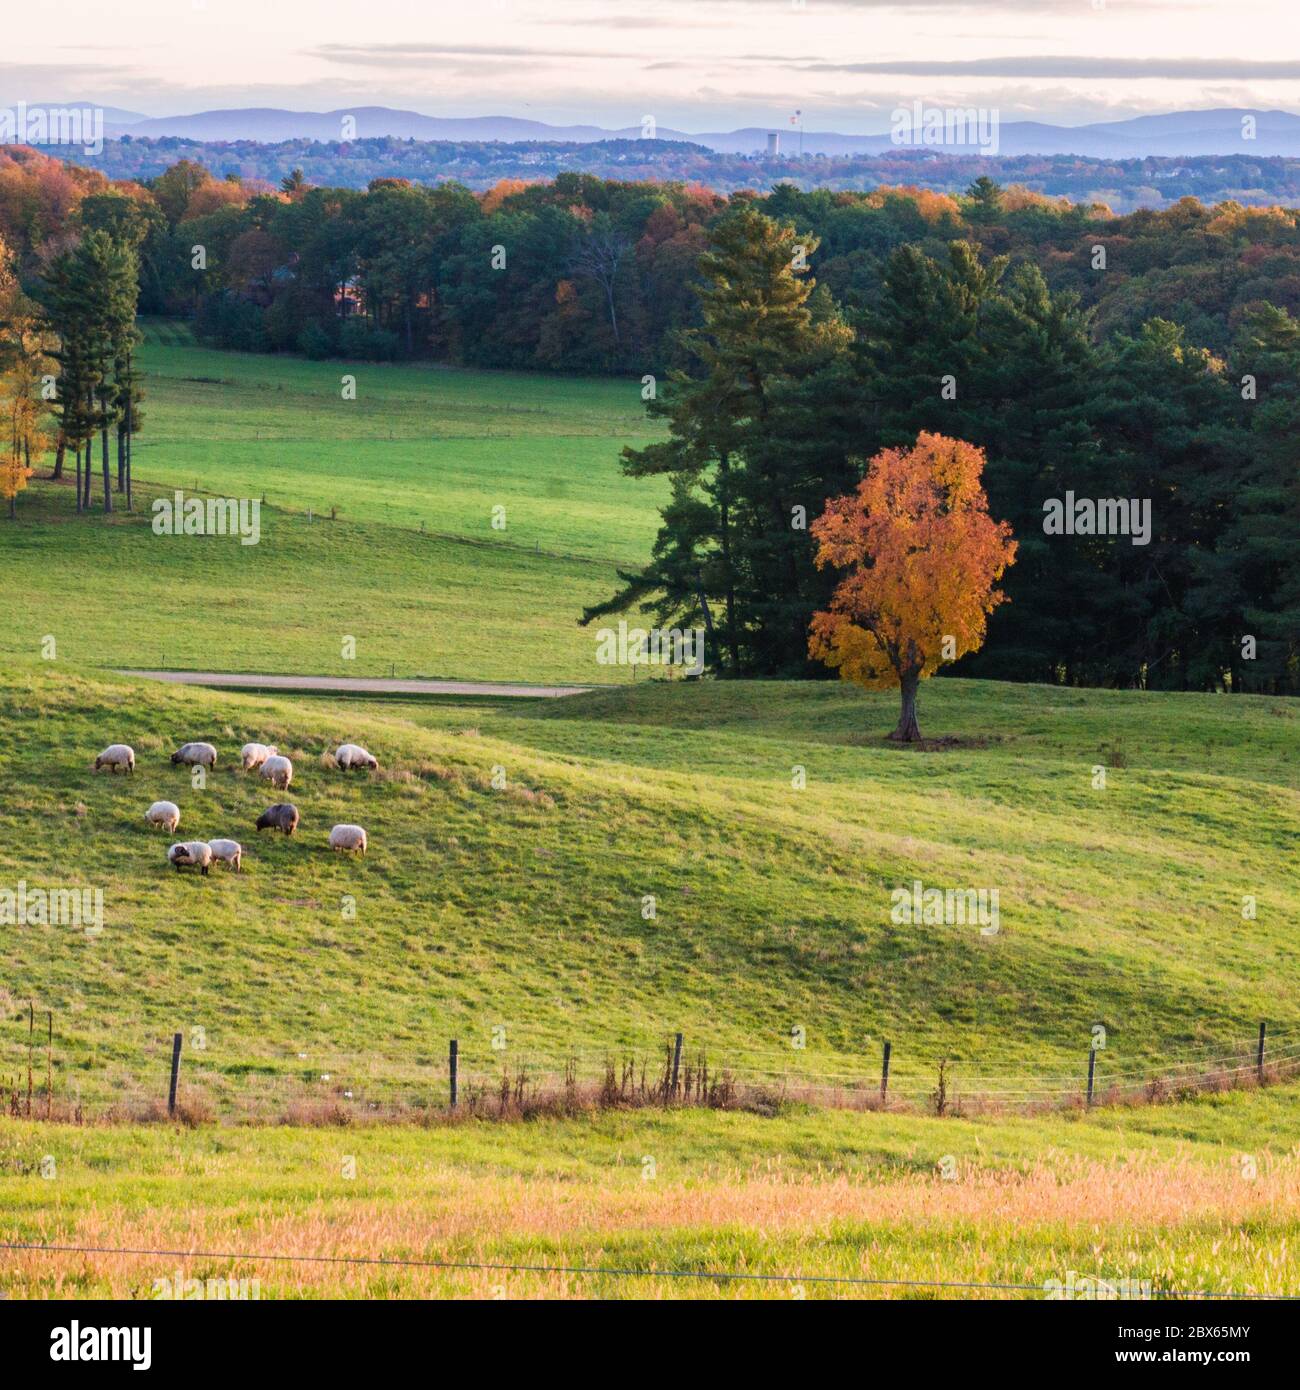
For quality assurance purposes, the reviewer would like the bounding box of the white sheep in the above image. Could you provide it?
[329,824,368,856]
[144,801,181,833]
[94,744,135,774]
[171,741,218,768]
[335,743,379,772]
[167,841,213,875]
[260,754,293,790]
[240,742,278,771]
[207,838,243,872]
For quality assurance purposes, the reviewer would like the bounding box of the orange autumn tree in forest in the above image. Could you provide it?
[809,433,1017,743]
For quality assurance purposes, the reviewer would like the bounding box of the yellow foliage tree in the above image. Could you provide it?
[0,296,55,519]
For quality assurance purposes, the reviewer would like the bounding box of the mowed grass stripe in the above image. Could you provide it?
[133,339,667,563]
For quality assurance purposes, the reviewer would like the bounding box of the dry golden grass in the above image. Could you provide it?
[8,1156,1299,1299]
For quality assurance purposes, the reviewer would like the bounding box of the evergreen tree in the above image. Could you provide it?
[584,205,850,676]
[42,231,141,514]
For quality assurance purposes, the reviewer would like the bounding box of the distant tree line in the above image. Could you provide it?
[56,134,1300,212]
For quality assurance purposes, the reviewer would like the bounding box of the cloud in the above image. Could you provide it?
[312,42,632,68]
[785,56,1300,80]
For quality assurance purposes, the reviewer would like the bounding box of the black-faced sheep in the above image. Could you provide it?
[260,754,293,790]
[255,803,299,836]
[207,838,243,872]
[335,743,379,772]
[329,824,367,855]
[94,744,135,774]
[167,841,213,875]
[144,801,181,833]
[171,741,218,768]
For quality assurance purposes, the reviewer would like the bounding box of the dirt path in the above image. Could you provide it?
[118,670,599,699]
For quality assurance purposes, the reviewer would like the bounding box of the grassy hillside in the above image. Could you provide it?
[1,336,666,683]
[4,478,627,683]
[4,1086,1300,1297]
[2,663,1296,1112]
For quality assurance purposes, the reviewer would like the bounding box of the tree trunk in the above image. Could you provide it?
[889,670,923,743]
[74,446,82,512]
[53,431,65,480]
[101,418,112,513]
[718,454,741,677]
[605,282,619,346]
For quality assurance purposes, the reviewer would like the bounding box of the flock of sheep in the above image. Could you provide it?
[92,739,378,876]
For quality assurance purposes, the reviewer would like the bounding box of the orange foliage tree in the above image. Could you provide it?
[808,433,1017,742]
[480,179,530,214]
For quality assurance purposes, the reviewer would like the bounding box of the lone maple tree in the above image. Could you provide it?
[808,433,1017,742]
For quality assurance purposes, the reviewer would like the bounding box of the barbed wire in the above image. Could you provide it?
[1,1241,1293,1300]
[6,1029,1297,1118]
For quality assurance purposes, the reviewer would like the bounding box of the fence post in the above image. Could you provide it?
[670,1032,683,1098]
[449,1039,459,1110]
[880,1040,892,1107]
[1257,1021,1267,1084]
[167,1032,182,1117]
[1086,1046,1097,1108]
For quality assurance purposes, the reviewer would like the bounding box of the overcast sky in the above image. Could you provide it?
[4,0,1299,130]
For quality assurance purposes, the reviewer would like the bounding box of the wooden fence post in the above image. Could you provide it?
[1257,1021,1267,1084]
[670,1032,683,1098]
[1086,1046,1097,1108]
[167,1032,182,1117]
[449,1038,459,1110]
[880,1040,892,1107]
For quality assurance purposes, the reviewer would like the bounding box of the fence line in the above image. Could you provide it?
[4,1014,1297,1126]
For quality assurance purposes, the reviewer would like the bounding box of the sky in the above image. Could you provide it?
[4,0,1300,132]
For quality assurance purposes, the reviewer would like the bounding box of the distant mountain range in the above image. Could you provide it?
[70,105,1300,159]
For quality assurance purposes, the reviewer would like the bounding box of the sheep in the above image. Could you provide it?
[335,743,379,772]
[93,744,135,775]
[260,754,293,790]
[255,803,299,836]
[144,800,181,833]
[329,824,368,856]
[207,838,243,872]
[171,741,218,768]
[240,742,278,771]
[167,841,213,875]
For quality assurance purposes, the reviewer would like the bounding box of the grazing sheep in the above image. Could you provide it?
[329,824,368,856]
[144,800,181,833]
[171,741,218,768]
[255,803,299,836]
[240,742,278,771]
[207,838,243,872]
[94,744,135,774]
[335,743,379,772]
[167,841,213,875]
[260,754,293,790]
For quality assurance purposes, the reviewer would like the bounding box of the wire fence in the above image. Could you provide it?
[3,1010,1296,1126]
